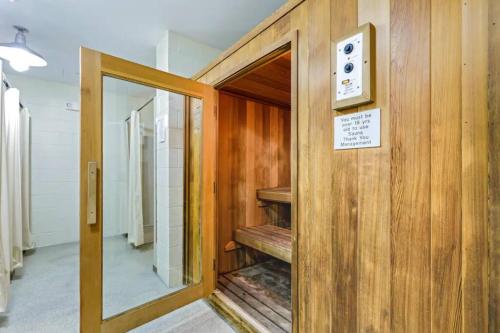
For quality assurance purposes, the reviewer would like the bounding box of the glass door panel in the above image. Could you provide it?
[80,48,215,333]
[101,77,203,319]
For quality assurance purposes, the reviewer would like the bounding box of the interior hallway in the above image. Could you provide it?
[0,240,235,333]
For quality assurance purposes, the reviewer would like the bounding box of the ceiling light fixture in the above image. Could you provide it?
[0,25,47,72]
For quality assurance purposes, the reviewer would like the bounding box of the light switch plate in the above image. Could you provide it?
[332,23,375,111]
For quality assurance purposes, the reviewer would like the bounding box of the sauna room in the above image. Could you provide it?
[216,50,293,333]
[2,0,498,332]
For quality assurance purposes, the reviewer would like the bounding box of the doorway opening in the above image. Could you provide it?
[215,48,294,333]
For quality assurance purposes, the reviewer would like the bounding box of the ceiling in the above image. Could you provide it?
[0,0,285,85]
[222,51,291,107]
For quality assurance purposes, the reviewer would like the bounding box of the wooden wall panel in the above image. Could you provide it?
[217,93,246,274]
[390,0,431,331]
[490,0,500,330]
[356,0,391,332]
[217,92,291,274]
[329,1,359,332]
[195,0,492,331]
[462,0,489,331]
[298,0,335,331]
[430,0,463,331]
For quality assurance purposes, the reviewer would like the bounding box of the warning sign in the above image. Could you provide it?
[334,108,380,150]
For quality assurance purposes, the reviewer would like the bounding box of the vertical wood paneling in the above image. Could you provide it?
[302,0,334,331]
[462,0,489,331]
[390,0,431,331]
[245,101,259,227]
[195,0,493,331]
[330,1,359,332]
[489,0,500,330]
[357,0,391,332]
[217,93,291,274]
[278,109,292,187]
[430,0,463,331]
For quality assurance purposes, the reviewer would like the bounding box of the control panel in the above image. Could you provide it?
[332,23,375,110]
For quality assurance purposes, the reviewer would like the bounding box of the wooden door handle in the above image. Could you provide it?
[87,161,97,225]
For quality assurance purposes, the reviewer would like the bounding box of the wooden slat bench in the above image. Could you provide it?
[234,225,291,263]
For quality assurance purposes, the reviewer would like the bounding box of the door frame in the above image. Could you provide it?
[80,47,216,333]
[206,30,299,332]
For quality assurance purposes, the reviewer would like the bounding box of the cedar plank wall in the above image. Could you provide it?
[490,0,500,331]
[217,92,291,274]
[195,0,490,331]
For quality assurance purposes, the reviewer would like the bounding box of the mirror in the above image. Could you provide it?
[102,76,202,318]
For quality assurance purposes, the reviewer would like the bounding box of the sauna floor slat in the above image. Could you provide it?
[218,260,292,333]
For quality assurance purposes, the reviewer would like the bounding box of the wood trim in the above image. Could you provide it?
[210,30,299,333]
[202,86,218,296]
[192,0,305,81]
[80,47,216,333]
[100,52,211,98]
[208,290,266,333]
[183,97,191,285]
[80,47,103,333]
[101,285,204,333]
[212,33,294,88]
[289,29,299,333]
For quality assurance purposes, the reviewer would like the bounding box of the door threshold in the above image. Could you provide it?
[207,289,274,333]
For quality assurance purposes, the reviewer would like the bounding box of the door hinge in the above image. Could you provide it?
[213,181,216,193]
[213,258,216,271]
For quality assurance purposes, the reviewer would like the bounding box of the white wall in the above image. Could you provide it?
[155,30,220,286]
[8,75,152,247]
[8,74,80,248]
[103,80,155,239]
[7,31,220,251]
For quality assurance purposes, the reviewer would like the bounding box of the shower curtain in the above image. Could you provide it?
[0,67,8,312]
[118,122,129,235]
[0,86,23,312]
[0,69,33,311]
[2,88,23,271]
[127,110,144,247]
[20,108,33,250]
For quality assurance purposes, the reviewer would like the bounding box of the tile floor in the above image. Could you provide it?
[0,238,235,333]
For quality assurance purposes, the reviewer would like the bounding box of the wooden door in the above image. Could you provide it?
[79,47,216,333]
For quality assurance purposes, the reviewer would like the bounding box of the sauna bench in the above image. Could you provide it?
[256,187,291,204]
[234,225,291,263]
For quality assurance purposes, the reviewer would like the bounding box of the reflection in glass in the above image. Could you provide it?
[102,76,201,318]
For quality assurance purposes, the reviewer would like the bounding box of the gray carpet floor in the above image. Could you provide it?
[0,239,235,333]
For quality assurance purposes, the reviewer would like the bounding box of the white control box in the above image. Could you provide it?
[336,32,363,101]
[332,23,375,110]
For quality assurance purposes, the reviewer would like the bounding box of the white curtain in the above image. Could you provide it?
[0,66,9,312]
[127,110,144,247]
[118,122,129,235]
[1,88,23,271]
[20,108,33,250]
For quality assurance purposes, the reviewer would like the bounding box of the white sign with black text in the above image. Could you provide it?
[334,108,380,150]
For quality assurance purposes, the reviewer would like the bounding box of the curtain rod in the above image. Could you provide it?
[2,78,25,109]
[124,97,154,122]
